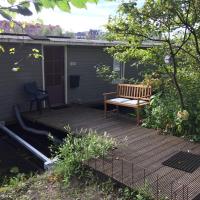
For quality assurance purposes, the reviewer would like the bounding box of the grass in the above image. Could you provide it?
[0,171,156,200]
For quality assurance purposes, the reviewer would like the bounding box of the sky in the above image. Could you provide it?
[4,0,144,32]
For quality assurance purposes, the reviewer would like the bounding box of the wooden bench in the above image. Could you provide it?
[103,84,152,125]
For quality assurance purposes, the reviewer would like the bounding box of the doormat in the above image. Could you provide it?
[162,151,200,173]
[192,193,200,200]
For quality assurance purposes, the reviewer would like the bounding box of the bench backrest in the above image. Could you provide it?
[117,84,152,100]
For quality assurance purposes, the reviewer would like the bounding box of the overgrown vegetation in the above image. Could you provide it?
[143,67,200,140]
[53,127,116,185]
[97,0,200,140]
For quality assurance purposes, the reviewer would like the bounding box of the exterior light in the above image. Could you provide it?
[164,55,172,64]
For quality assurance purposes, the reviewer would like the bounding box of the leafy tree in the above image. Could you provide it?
[105,0,200,110]
[97,0,200,137]
[0,0,108,21]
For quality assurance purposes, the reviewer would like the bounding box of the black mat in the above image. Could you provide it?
[162,151,200,173]
[192,193,200,200]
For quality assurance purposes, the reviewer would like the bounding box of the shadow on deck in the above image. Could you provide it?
[23,106,200,200]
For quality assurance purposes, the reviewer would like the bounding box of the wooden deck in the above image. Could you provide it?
[23,106,200,200]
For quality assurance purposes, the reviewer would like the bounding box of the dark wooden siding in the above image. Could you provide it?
[0,43,42,121]
[67,46,115,104]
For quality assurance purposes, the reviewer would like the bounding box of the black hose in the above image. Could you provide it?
[13,105,61,145]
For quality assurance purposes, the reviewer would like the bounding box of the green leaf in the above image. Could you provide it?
[39,0,55,8]
[7,0,16,4]
[10,166,19,174]
[16,6,32,16]
[9,21,15,28]
[20,1,31,7]
[70,0,87,8]
[57,1,71,12]
[0,45,5,53]
[33,2,43,12]
[0,10,12,20]
[86,0,98,3]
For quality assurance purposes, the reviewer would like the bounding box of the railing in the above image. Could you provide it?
[85,150,198,200]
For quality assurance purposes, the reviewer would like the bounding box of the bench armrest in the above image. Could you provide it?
[140,97,151,101]
[103,92,117,101]
[103,92,117,96]
[137,98,150,106]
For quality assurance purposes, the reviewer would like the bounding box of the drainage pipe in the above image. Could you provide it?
[13,105,61,144]
[0,121,57,170]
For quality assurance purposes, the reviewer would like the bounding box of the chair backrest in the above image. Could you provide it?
[24,82,38,95]
[117,84,152,100]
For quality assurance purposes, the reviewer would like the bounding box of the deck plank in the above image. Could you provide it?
[23,106,200,199]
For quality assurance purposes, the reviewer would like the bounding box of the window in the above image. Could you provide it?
[112,59,125,84]
[113,59,121,72]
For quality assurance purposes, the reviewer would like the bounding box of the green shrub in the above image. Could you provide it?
[53,127,116,184]
[143,67,200,140]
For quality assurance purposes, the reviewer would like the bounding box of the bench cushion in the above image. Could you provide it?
[107,98,149,106]
[123,99,147,105]
[108,98,130,103]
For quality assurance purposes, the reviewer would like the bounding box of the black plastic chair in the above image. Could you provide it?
[24,82,50,112]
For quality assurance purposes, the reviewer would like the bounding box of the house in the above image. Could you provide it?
[0,33,150,122]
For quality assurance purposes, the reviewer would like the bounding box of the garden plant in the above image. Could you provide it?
[97,0,200,140]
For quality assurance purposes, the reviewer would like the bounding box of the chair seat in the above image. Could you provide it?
[36,93,49,100]
[30,93,48,101]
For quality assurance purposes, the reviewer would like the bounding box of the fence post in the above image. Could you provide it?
[182,185,185,200]
[170,181,174,200]
[121,159,124,184]
[132,163,134,187]
[186,187,189,200]
[111,153,114,178]
[94,156,97,170]
[102,152,105,173]
[156,175,159,200]
[143,169,146,186]
[87,146,89,166]
[174,191,177,200]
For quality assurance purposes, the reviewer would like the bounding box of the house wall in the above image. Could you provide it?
[125,61,157,82]
[0,43,42,121]
[125,61,144,80]
[67,45,115,104]
[0,42,144,122]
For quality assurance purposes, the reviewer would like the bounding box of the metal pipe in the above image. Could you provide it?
[0,121,57,170]
[13,105,61,144]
